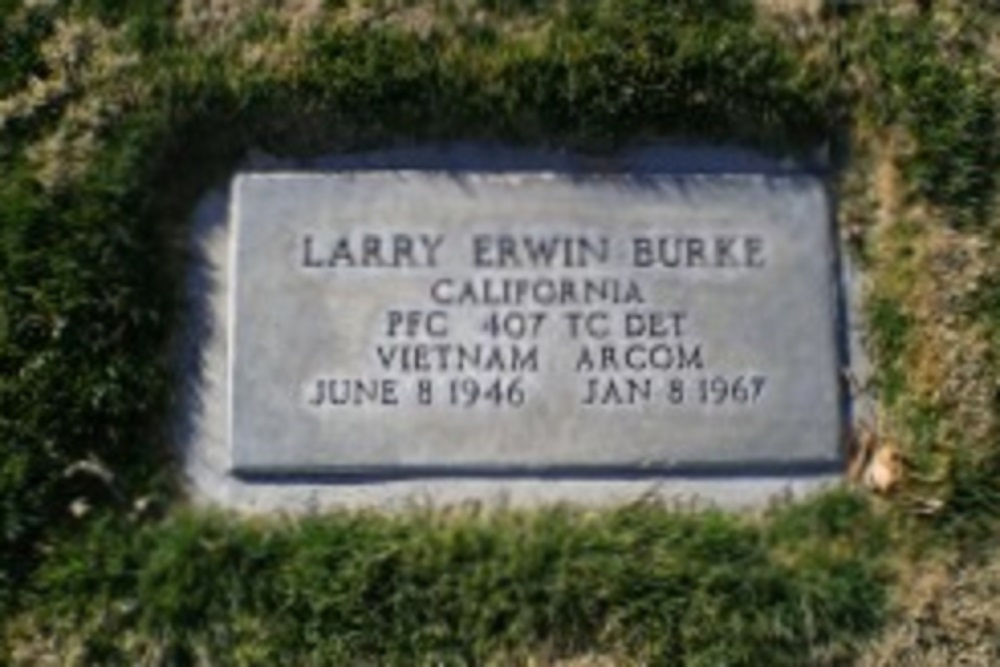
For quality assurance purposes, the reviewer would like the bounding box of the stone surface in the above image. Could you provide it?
[228,171,842,476]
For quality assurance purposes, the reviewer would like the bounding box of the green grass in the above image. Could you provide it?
[865,295,911,409]
[2,1,1000,664]
[19,491,887,665]
[852,11,999,228]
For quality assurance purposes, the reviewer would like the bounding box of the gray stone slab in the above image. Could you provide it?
[228,171,841,476]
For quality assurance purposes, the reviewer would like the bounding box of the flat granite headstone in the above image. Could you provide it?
[228,172,841,476]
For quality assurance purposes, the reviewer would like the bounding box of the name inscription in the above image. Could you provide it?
[299,232,768,411]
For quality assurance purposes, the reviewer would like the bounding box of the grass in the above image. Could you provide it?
[851,10,999,228]
[1,0,999,664]
[10,492,888,666]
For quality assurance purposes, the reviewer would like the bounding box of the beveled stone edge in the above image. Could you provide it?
[176,144,859,512]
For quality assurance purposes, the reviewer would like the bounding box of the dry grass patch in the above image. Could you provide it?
[755,0,823,19]
[180,0,325,38]
[860,552,1000,667]
[857,127,1000,513]
[0,16,147,189]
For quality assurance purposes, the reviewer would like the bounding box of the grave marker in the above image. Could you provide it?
[228,172,841,475]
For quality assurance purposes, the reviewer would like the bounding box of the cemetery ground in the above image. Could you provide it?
[2,1,1000,664]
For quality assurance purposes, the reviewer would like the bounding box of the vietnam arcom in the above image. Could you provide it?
[577,341,705,406]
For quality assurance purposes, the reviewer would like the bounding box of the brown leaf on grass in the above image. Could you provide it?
[864,444,903,494]
[847,422,903,494]
[848,422,876,483]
